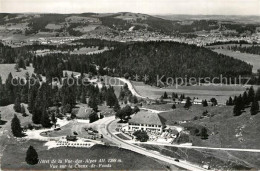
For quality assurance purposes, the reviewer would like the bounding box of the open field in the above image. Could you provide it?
[131,81,246,104]
[213,49,260,73]
[0,64,34,83]
[1,140,167,170]
[45,23,63,30]
[179,103,260,149]
[138,144,259,170]
[0,104,33,164]
[159,104,227,123]
[74,25,99,33]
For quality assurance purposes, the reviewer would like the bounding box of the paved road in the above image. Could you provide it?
[134,141,260,153]
[117,78,147,99]
[97,116,207,171]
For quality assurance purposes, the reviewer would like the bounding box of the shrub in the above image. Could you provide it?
[133,130,149,142]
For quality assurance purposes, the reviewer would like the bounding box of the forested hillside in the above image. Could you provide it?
[91,41,252,83]
[231,45,260,55]
[28,41,252,84]
[0,43,32,63]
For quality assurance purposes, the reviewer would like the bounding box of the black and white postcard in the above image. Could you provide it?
[0,0,260,170]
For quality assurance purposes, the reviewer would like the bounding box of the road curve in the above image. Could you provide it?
[116,78,147,99]
[98,117,207,171]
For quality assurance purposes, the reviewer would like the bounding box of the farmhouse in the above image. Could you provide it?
[193,99,203,105]
[128,111,166,133]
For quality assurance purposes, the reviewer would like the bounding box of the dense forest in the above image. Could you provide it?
[230,45,260,55]
[206,40,251,46]
[0,41,254,85]
[220,23,258,34]
[99,15,220,34]
[19,39,122,52]
[0,43,33,63]
[25,41,252,85]
[90,41,252,83]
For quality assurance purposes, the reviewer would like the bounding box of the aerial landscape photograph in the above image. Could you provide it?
[0,0,260,170]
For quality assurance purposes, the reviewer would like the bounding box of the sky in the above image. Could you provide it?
[0,0,260,15]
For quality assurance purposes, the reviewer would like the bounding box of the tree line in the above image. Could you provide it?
[226,86,260,116]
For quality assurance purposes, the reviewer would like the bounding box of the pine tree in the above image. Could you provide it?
[14,63,20,72]
[200,127,209,139]
[184,97,192,109]
[202,100,208,107]
[248,86,255,103]
[41,110,52,128]
[132,95,138,104]
[88,95,98,112]
[11,114,22,137]
[226,100,229,106]
[242,91,249,106]
[25,146,39,165]
[113,98,121,112]
[250,98,259,115]
[51,113,57,128]
[210,98,218,106]
[106,87,117,107]
[233,96,237,104]
[226,96,233,106]
[32,108,42,124]
[233,95,243,116]
[172,92,177,100]
[28,87,36,112]
[163,92,168,99]
[13,97,22,113]
[80,91,86,104]
[89,111,99,123]
[133,106,140,113]
[256,87,260,101]
[118,87,125,101]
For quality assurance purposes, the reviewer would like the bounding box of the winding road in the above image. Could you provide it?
[97,116,207,171]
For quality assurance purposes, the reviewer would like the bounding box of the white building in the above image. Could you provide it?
[128,111,165,133]
[193,99,203,105]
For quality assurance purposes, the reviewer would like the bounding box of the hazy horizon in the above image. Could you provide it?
[0,0,260,16]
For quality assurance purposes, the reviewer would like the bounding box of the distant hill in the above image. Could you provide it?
[0,12,259,36]
[157,14,260,24]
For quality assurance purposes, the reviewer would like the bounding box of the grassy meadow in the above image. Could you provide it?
[1,140,168,170]
[0,64,34,83]
[132,81,246,104]
[213,49,260,73]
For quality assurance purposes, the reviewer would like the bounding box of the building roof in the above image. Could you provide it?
[128,111,165,126]
[193,99,203,103]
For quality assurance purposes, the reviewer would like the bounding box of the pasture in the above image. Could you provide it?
[139,144,258,170]
[213,49,260,73]
[131,81,246,104]
[74,25,99,33]
[0,64,34,83]
[1,140,167,170]
[159,104,230,123]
